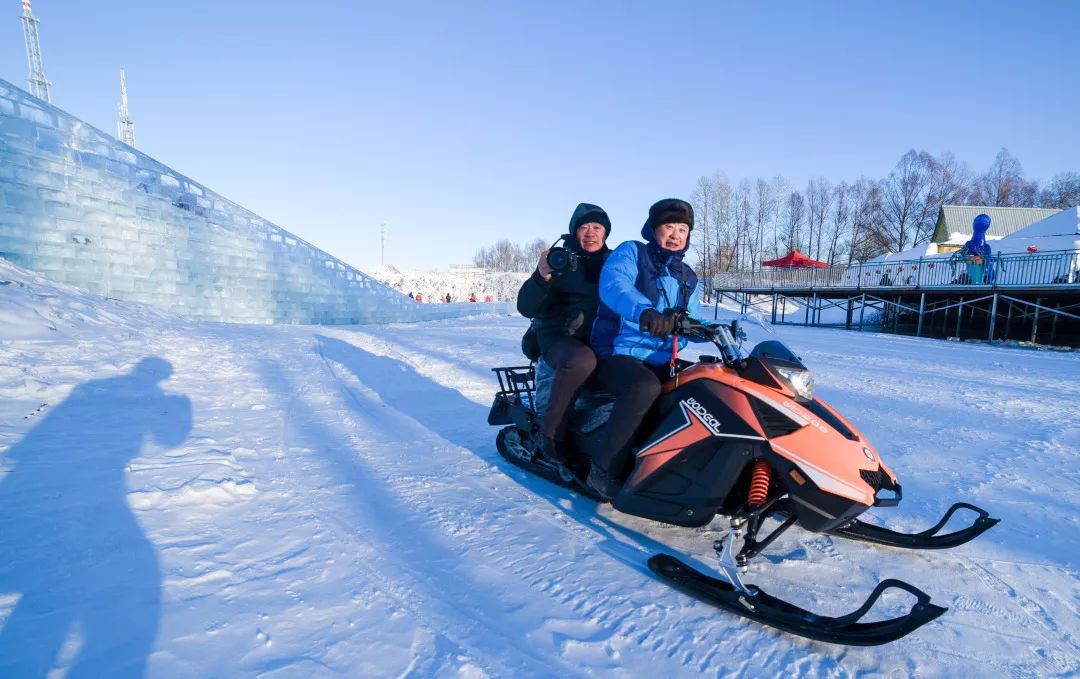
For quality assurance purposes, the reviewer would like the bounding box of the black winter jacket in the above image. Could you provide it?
[517,203,612,355]
[516,252,609,355]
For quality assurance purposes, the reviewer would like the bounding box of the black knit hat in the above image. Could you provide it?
[568,203,611,238]
[647,198,694,231]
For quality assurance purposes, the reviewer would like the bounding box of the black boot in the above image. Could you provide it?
[586,464,622,500]
[539,436,568,465]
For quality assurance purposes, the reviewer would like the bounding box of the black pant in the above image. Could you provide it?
[540,337,598,441]
[590,355,669,474]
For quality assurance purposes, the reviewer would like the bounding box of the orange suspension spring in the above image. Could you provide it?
[748,459,772,507]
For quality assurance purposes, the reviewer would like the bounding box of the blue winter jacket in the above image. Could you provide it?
[590,224,702,365]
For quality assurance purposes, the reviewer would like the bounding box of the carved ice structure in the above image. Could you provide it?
[0,78,506,324]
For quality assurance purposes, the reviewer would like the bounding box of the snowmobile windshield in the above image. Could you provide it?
[747,341,814,400]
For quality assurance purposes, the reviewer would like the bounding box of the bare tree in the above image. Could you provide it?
[930,152,972,205]
[916,152,971,244]
[769,175,788,259]
[472,238,547,272]
[1038,171,1080,209]
[826,181,850,265]
[880,149,949,252]
[494,239,518,271]
[690,175,717,285]
[973,147,1038,207]
[712,174,734,273]
[782,190,805,253]
[523,238,547,270]
[730,180,754,271]
[848,178,888,262]
[805,177,833,261]
[723,182,737,270]
[752,178,777,270]
[472,245,493,269]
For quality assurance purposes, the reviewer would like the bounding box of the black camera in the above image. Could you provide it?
[546,247,578,274]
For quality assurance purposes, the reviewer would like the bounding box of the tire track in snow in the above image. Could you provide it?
[257,340,588,678]
[955,560,1080,676]
[245,344,486,677]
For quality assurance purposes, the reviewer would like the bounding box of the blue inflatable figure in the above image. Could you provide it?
[957,213,993,284]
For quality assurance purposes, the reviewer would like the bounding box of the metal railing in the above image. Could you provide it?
[713,249,1080,291]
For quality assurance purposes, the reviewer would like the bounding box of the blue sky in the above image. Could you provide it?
[3,1,1077,270]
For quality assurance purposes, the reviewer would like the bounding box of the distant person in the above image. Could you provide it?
[484,295,493,303]
[516,202,612,466]
[445,293,452,304]
[469,293,477,303]
[416,292,423,303]
[408,291,414,299]
[586,198,706,499]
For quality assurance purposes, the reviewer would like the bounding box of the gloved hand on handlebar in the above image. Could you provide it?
[639,309,677,338]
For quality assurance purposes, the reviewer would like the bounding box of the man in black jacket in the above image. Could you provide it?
[517,203,611,465]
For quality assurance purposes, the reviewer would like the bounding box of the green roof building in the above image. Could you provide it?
[932,205,1060,250]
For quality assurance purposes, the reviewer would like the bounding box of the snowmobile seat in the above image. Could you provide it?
[532,358,613,434]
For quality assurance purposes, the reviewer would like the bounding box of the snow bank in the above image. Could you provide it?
[0,258,182,340]
[370,265,530,303]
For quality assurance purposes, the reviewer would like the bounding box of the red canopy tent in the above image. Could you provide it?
[761,250,828,268]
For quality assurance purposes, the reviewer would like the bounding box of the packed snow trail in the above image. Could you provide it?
[0,260,1078,677]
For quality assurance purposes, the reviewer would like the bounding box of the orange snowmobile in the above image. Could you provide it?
[488,316,998,645]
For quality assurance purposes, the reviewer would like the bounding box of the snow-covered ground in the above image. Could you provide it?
[1,257,1078,677]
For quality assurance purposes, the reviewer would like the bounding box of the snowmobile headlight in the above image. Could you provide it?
[775,366,814,400]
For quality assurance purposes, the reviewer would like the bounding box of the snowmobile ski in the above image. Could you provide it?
[648,553,947,646]
[495,426,605,502]
[827,502,999,550]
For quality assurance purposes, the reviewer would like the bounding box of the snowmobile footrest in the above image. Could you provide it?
[827,502,1000,549]
[648,553,946,646]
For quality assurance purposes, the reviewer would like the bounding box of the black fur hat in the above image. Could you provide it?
[647,198,694,231]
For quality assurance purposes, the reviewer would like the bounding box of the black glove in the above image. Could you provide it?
[639,309,676,338]
[563,310,585,335]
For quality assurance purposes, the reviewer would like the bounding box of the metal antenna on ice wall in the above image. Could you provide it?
[20,0,51,102]
[118,69,136,147]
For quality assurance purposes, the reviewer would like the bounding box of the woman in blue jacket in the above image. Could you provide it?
[587,198,702,498]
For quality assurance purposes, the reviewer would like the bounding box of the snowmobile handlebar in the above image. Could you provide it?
[670,314,744,365]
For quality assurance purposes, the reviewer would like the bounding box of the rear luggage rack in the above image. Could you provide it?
[492,365,537,414]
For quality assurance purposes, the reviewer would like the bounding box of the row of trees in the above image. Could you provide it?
[472,148,1078,276]
[691,148,1079,281]
[472,238,547,272]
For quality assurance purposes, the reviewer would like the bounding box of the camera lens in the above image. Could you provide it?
[547,248,569,271]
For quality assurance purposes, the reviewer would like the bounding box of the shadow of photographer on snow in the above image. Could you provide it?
[0,357,191,678]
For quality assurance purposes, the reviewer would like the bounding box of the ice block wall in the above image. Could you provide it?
[0,78,507,324]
